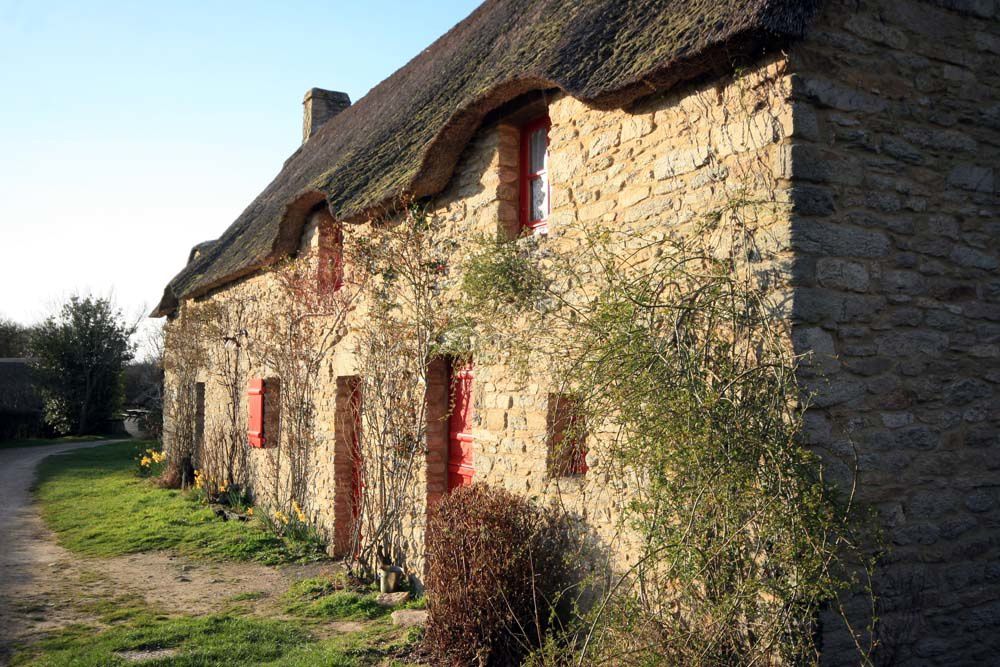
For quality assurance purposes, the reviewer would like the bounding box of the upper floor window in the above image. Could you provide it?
[318,222,344,292]
[520,116,551,234]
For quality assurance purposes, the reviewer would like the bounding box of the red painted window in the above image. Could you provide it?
[318,221,344,292]
[248,378,266,448]
[547,394,587,476]
[447,359,475,490]
[520,116,551,234]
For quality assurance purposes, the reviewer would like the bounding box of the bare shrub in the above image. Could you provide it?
[200,297,257,490]
[424,484,579,667]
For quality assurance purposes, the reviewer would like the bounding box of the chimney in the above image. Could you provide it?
[302,88,351,143]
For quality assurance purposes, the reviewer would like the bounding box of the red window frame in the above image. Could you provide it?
[520,116,551,234]
[318,221,344,292]
[248,378,266,448]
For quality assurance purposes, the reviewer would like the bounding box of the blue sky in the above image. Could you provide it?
[0,0,480,331]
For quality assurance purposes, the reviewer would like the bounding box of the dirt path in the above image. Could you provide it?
[0,441,336,664]
[0,439,124,657]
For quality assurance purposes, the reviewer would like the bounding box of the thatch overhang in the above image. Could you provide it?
[153,0,818,317]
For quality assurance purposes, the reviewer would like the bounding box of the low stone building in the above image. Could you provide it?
[154,0,998,663]
[0,358,43,440]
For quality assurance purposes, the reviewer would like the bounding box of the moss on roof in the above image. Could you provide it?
[154,0,817,316]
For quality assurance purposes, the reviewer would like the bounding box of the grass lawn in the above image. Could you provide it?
[0,434,129,450]
[11,595,421,667]
[33,441,324,564]
[14,440,425,666]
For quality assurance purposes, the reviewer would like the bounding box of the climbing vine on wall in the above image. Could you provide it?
[347,206,458,578]
[253,233,361,515]
[458,218,874,665]
[160,305,211,488]
[200,297,257,493]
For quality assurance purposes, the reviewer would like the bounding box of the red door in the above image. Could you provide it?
[448,360,475,490]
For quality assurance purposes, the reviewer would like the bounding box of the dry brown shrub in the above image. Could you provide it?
[424,484,578,667]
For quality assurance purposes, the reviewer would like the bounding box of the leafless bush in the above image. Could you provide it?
[202,297,256,490]
[425,484,579,667]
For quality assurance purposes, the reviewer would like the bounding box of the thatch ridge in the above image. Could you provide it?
[153,0,818,316]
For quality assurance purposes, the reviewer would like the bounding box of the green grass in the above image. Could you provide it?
[0,434,128,450]
[283,578,389,621]
[11,592,421,666]
[33,441,325,565]
[228,591,269,602]
[15,442,424,666]
[10,611,420,666]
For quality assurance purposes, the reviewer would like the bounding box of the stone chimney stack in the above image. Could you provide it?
[302,88,351,143]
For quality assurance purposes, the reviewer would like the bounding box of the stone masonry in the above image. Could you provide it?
[786,1,999,664]
[161,2,998,663]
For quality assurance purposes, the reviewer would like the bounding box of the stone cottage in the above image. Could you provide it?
[154,0,999,663]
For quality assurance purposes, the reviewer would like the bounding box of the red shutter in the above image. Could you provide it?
[447,359,475,490]
[568,408,588,475]
[248,378,265,448]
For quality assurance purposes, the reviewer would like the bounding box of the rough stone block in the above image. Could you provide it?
[376,591,411,607]
[796,75,889,113]
[950,245,999,271]
[817,258,870,292]
[793,219,890,258]
[948,165,994,193]
[653,146,710,179]
[791,185,836,216]
[391,609,428,627]
[775,144,863,186]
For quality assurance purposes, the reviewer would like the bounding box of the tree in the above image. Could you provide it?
[0,316,32,357]
[31,296,137,435]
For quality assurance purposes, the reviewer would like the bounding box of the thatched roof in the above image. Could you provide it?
[153,0,817,317]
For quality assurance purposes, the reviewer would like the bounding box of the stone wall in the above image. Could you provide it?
[450,58,799,570]
[163,52,798,577]
[787,1,1000,664]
